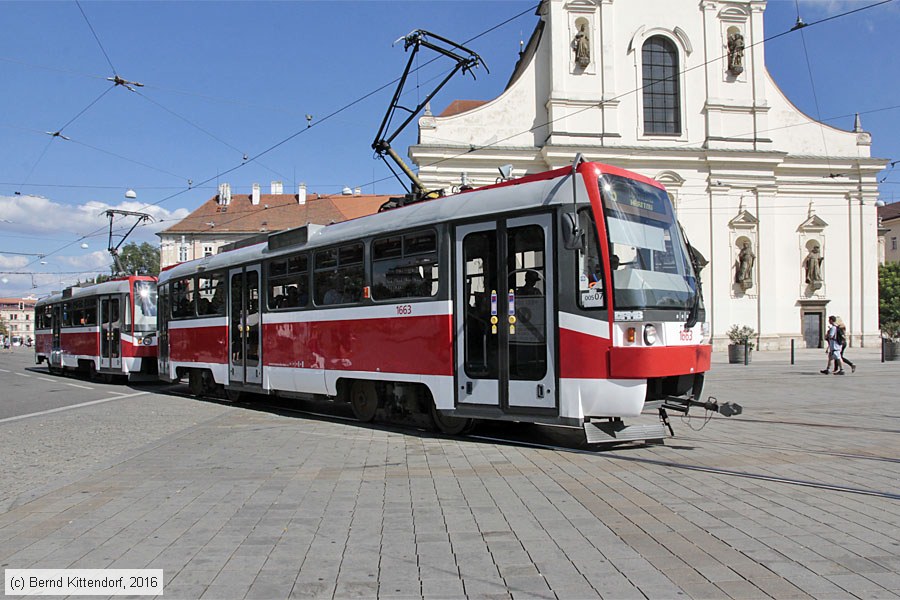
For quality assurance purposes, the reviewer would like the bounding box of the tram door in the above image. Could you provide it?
[229,266,262,386]
[51,305,62,350]
[99,296,122,370]
[455,214,556,411]
[157,285,170,376]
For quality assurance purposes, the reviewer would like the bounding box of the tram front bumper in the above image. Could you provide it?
[608,344,711,379]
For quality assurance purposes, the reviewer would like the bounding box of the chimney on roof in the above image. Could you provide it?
[354,187,361,196]
[251,183,261,205]
[218,183,231,205]
[271,180,283,194]
[298,183,307,205]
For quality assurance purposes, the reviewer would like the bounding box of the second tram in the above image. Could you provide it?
[155,160,716,442]
[34,275,159,382]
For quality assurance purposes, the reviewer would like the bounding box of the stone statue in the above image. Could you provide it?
[804,245,823,290]
[572,24,590,68]
[735,241,755,291]
[727,31,745,75]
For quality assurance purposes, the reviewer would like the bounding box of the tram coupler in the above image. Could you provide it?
[660,396,743,417]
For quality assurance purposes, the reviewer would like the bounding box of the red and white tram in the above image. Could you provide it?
[157,160,720,442]
[34,276,159,382]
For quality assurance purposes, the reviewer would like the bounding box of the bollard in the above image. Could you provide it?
[744,342,749,365]
[882,337,885,363]
[791,338,795,365]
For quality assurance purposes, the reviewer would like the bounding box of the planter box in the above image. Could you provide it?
[728,344,752,364]
[885,339,899,362]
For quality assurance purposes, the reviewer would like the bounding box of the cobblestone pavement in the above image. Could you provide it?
[1,348,898,599]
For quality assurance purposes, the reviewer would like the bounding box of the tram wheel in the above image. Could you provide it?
[430,403,473,436]
[224,388,243,403]
[350,381,379,422]
[189,370,205,396]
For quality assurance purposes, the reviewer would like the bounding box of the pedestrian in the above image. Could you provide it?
[821,315,845,375]
[835,316,856,373]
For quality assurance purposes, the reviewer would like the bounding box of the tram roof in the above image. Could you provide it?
[158,161,653,283]
[35,275,155,307]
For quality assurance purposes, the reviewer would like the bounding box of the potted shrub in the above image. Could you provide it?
[882,321,899,362]
[727,325,755,364]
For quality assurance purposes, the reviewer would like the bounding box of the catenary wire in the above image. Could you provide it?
[20,4,540,271]
[75,0,117,76]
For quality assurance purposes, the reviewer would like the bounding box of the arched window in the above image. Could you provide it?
[642,36,681,135]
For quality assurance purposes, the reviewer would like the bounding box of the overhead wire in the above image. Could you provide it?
[21,4,540,271]
[15,1,895,278]
[414,0,898,176]
[6,97,900,194]
[75,0,117,75]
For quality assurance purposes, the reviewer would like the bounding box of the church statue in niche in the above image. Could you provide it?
[572,24,590,68]
[735,240,755,291]
[804,245,824,291]
[727,31,745,75]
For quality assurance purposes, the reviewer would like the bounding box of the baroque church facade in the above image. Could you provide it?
[409,0,886,350]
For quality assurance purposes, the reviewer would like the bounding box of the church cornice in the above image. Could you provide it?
[563,0,599,13]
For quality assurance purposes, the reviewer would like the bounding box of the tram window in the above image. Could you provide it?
[405,231,436,255]
[372,230,438,300]
[577,208,606,309]
[62,303,72,327]
[72,300,85,326]
[83,301,97,326]
[373,236,402,259]
[268,255,308,310]
[171,278,195,319]
[314,243,364,306]
[197,273,226,316]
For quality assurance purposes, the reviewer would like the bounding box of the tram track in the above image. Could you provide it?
[685,414,900,435]
[669,434,900,464]
[467,433,900,501]
[163,386,900,503]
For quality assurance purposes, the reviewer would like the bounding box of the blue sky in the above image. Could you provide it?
[1,0,898,297]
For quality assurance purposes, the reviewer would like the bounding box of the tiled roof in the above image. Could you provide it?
[0,297,36,306]
[439,100,488,117]
[878,201,900,223]
[159,192,392,235]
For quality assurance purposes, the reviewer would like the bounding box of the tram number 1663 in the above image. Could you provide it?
[396,305,413,315]
[680,329,693,341]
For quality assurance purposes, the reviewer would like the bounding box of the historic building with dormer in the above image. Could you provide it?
[409,0,887,349]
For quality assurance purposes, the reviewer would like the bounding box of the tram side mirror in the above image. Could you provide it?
[562,212,584,250]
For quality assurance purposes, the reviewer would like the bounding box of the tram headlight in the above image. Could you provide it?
[643,324,658,345]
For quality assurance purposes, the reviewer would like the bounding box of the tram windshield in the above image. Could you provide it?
[598,174,697,310]
[133,280,158,332]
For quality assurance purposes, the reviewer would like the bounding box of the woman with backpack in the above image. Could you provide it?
[821,315,846,375]
[835,316,856,373]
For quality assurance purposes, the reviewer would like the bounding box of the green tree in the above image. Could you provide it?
[0,316,8,337]
[878,261,900,329]
[114,242,160,276]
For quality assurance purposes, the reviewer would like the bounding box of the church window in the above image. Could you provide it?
[642,36,681,135]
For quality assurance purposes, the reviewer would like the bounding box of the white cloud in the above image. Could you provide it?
[0,255,28,269]
[0,194,190,245]
[1,194,189,298]
[54,250,114,271]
